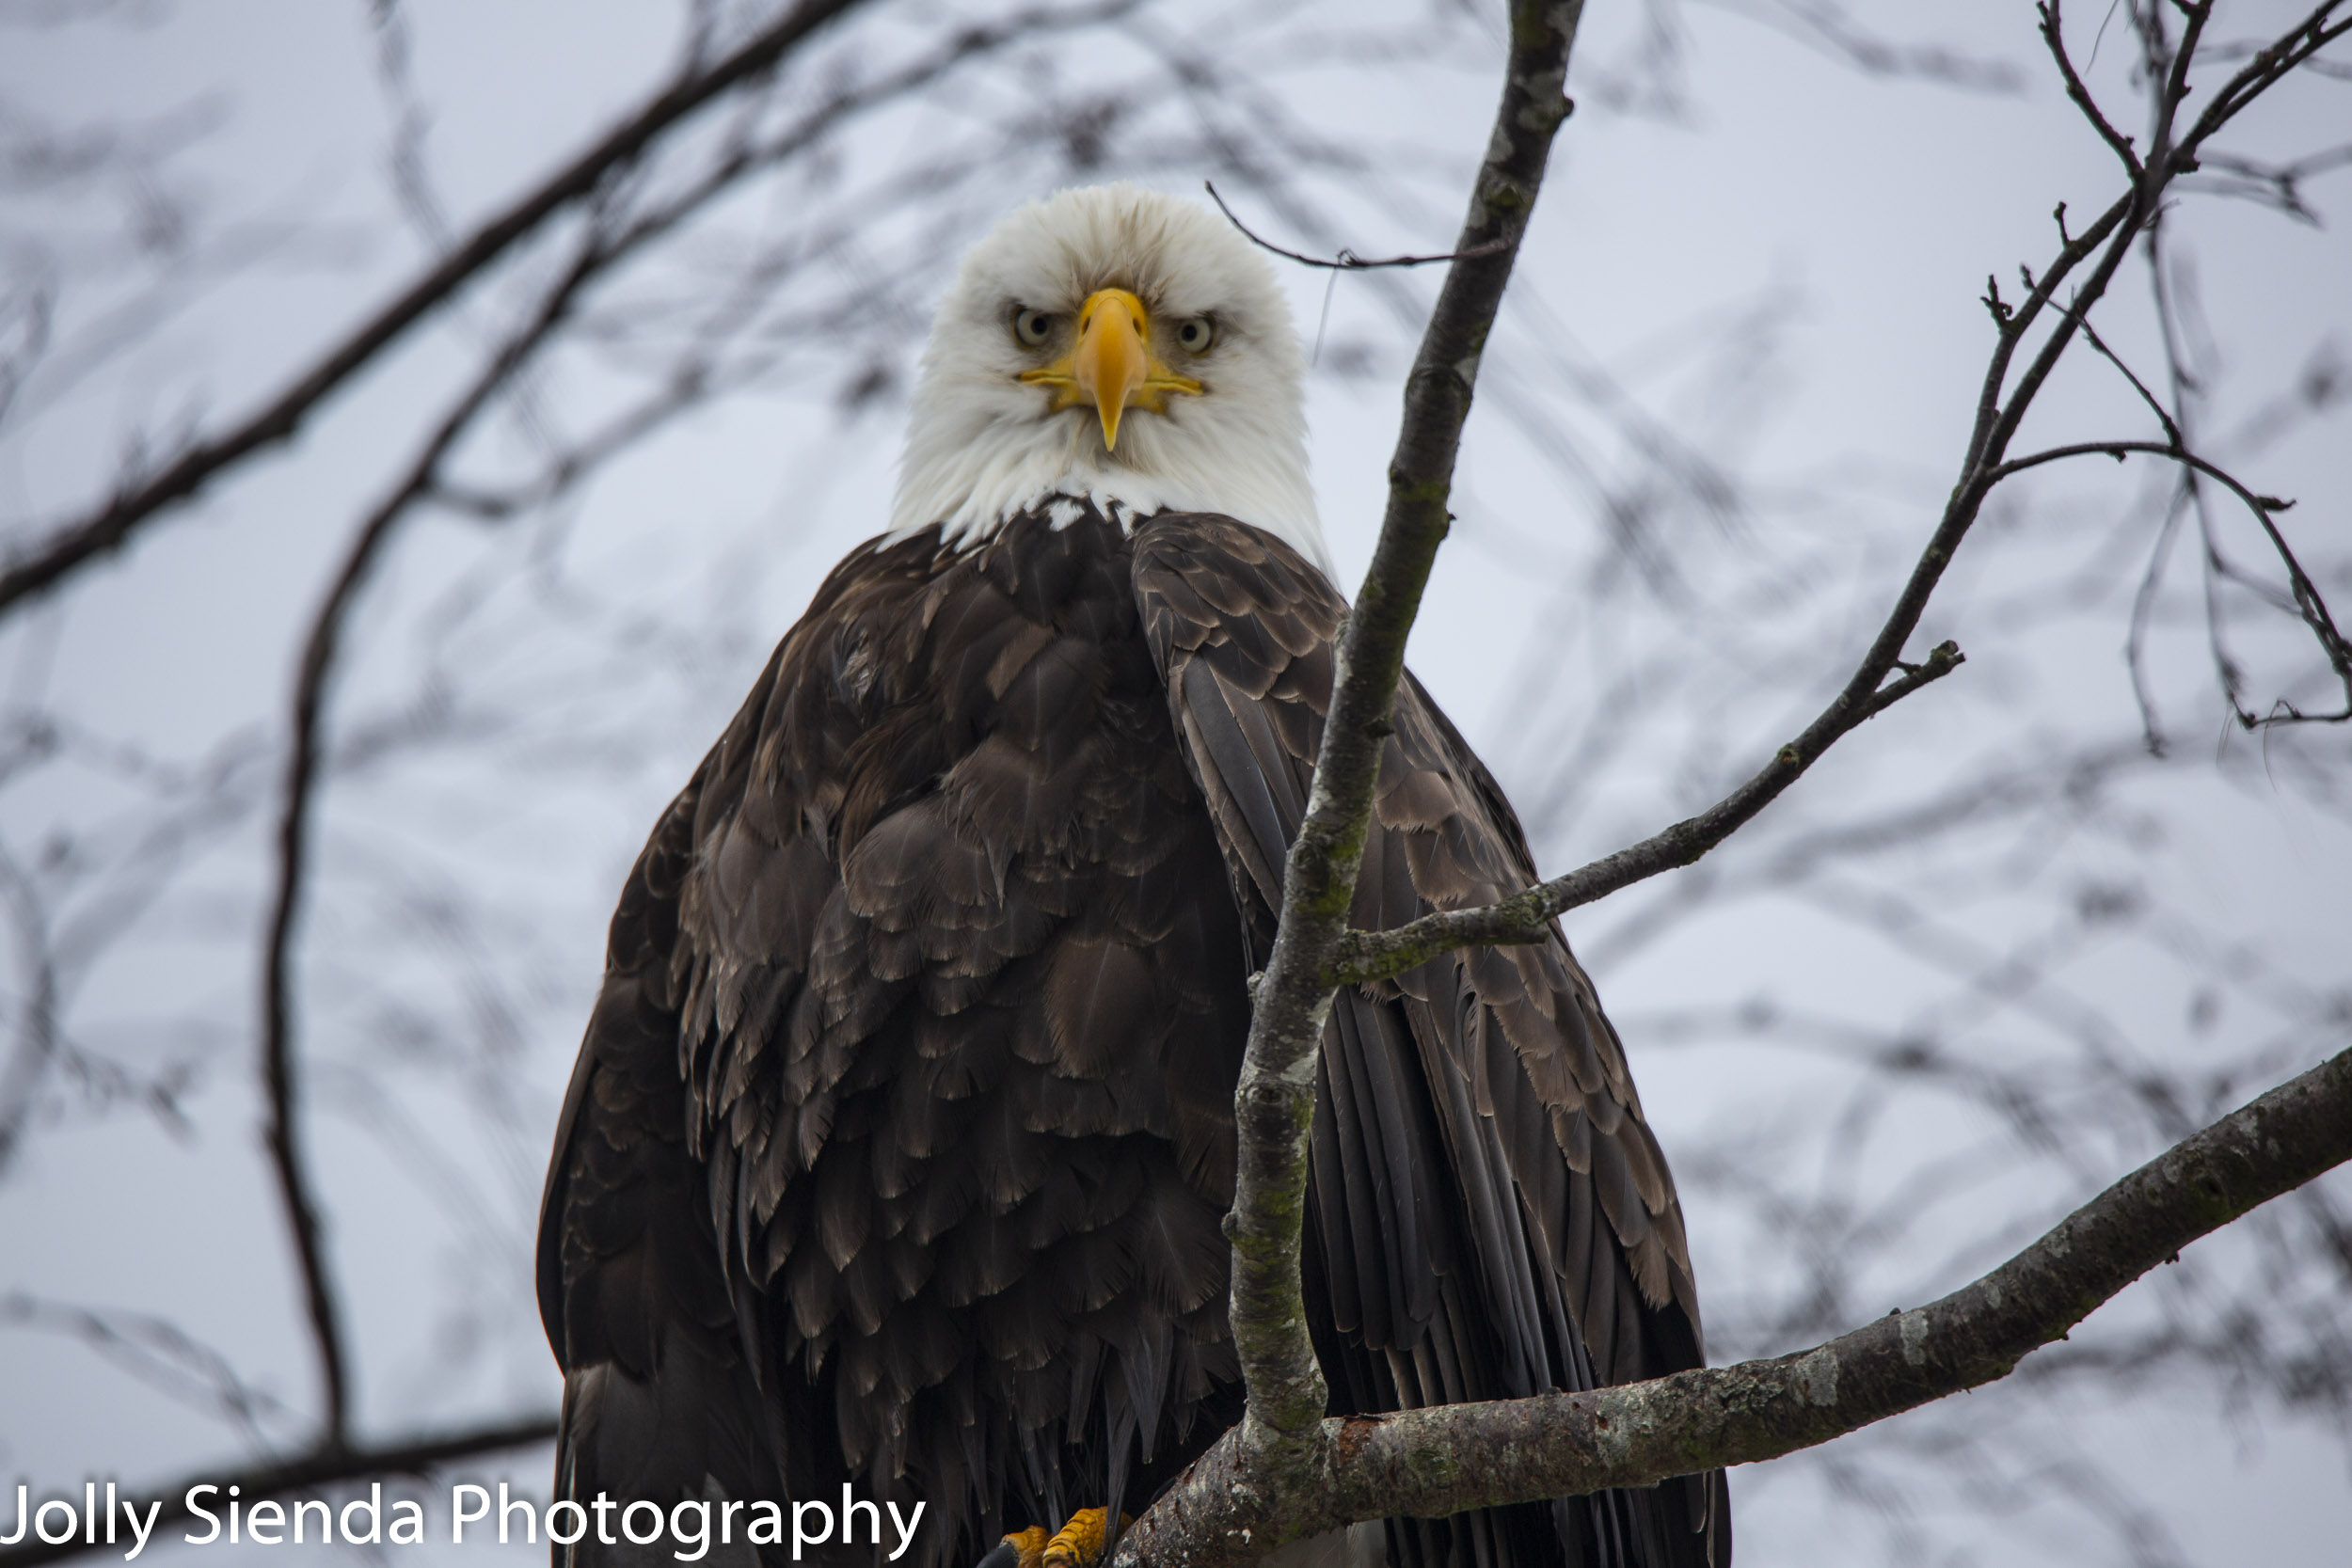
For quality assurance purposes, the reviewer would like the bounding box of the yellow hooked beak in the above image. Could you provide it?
[1017,288,1202,451]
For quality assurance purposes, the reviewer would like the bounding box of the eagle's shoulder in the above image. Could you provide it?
[556,509,1252,1559]
[1129,507,1702,1347]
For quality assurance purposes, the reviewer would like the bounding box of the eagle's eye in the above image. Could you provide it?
[1012,308,1056,348]
[1174,317,1215,353]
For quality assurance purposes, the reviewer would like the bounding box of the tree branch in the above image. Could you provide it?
[0,0,868,618]
[1201,181,1513,271]
[1990,442,2351,723]
[1328,637,1967,987]
[244,0,1170,1462]
[2038,2,2142,177]
[1119,1047,2352,1568]
[1957,187,2133,482]
[0,1416,557,1568]
[1327,0,2352,990]
[1173,0,2352,1555]
[1212,0,1584,1504]
[2075,313,2184,448]
[259,227,608,1449]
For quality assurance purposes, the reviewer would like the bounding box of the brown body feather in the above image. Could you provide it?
[538,506,1726,1568]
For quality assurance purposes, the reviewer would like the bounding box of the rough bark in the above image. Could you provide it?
[1160,4,2352,1566]
[1119,1047,2352,1568]
[1215,0,1586,1497]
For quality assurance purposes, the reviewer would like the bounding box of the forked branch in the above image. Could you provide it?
[256,223,612,1449]
[1206,0,1583,1503]
[1329,0,2349,991]
[1121,1048,2352,1568]
[1161,5,2352,1561]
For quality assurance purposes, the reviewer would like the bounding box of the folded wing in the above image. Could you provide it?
[1133,512,1728,1568]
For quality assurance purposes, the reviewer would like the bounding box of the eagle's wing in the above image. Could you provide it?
[534,747,785,1558]
[1133,513,1728,1568]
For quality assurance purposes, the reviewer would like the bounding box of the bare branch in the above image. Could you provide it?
[1958,191,2134,483]
[1327,0,2352,990]
[2184,141,2352,219]
[2185,5,2352,139]
[258,224,609,1449]
[0,1291,294,1447]
[1211,0,1583,1505]
[1989,442,2351,723]
[2038,2,2142,176]
[1329,638,1965,988]
[1144,6,2352,1559]
[1119,1046,2352,1568]
[0,841,59,1178]
[0,0,870,618]
[2075,313,2185,447]
[1857,639,1968,720]
[1201,181,1512,271]
[1727,0,2028,93]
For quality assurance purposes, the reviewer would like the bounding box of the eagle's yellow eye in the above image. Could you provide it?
[1173,317,1215,353]
[1013,308,1056,347]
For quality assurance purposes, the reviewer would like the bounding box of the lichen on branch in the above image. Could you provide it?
[1118,1047,2352,1568]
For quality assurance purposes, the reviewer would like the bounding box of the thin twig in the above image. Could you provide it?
[2040,1,2144,176]
[1858,639,1969,721]
[2182,5,2352,139]
[257,226,609,1449]
[1203,181,1512,271]
[0,1291,294,1447]
[1990,441,2350,722]
[0,843,58,1179]
[2076,312,2185,447]
[2126,488,2191,752]
[1328,0,2350,990]
[2185,141,2352,219]
[1959,190,2135,482]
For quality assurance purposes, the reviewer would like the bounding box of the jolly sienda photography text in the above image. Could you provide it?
[2,1481,928,1561]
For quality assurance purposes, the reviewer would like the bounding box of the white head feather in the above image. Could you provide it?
[888,182,1331,578]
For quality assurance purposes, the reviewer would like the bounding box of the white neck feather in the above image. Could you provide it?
[883,183,1334,580]
[888,392,1329,578]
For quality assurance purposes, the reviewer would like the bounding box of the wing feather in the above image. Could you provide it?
[535,767,791,1552]
[1134,512,1726,1568]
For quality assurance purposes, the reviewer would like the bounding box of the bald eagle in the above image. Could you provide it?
[537,184,1727,1568]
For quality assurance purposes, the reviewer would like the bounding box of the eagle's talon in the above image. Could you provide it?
[1039,1508,1132,1568]
[987,1525,1051,1568]
[977,1533,1040,1568]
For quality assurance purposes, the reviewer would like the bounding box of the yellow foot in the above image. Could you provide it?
[1043,1508,1132,1568]
[997,1526,1051,1568]
[991,1508,1134,1568]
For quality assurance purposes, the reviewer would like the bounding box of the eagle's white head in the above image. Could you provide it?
[889,182,1330,577]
